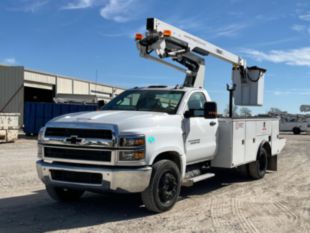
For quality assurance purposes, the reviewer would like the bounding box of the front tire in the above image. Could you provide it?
[46,185,84,202]
[293,127,301,135]
[141,160,181,213]
[249,148,268,179]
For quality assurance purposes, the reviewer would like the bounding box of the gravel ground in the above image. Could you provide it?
[0,134,309,233]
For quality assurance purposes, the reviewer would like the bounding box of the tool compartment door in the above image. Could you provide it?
[244,120,258,163]
[231,120,246,167]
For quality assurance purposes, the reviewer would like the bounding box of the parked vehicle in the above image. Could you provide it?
[36,18,286,212]
[280,118,309,134]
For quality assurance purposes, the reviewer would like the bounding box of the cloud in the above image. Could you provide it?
[1,58,17,65]
[61,0,96,10]
[164,17,204,31]
[241,47,310,67]
[100,0,139,23]
[212,23,248,38]
[291,24,310,35]
[8,0,49,13]
[267,89,310,96]
[299,13,310,21]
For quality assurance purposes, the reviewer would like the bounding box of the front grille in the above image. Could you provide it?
[50,170,102,184]
[44,147,111,162]
[45,128,113,140]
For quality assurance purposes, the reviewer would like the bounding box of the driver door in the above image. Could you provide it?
[183,92,218,164]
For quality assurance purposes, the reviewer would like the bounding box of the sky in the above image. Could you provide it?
[0,0,310,114]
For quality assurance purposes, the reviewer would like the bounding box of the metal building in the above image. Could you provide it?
[0,65,124,125]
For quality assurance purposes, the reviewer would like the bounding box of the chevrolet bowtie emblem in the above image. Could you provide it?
[65,135,82,144]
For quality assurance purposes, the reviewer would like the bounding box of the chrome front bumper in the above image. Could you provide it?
[36,160,152,193]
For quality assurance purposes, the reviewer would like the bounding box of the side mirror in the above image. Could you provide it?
[184,110,192,118]
[204,102,217,119]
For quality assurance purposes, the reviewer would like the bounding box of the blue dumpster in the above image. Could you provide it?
[24,102,97,135]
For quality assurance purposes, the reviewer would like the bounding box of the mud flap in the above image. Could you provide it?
[267,155,277,171]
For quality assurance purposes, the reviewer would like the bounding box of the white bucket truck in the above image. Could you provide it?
[36,18,286,212]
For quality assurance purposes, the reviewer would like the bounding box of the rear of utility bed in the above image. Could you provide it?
[212,118,286,168]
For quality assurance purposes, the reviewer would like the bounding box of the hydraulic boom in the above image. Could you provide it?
[136,18,266,106]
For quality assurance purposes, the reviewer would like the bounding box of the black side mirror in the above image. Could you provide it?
[204,102,217,119]
[184,110,192,118]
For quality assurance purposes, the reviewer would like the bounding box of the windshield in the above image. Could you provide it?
[102,90,184,114]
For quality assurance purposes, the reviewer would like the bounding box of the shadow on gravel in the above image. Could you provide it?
[181,168,252,198]
[0,169,254,233]
[0,190,150,233]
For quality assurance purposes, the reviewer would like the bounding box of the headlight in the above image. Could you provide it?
[118,135,145,162]
[119,150,145,161]
[38,127,46,142]
[119,135,145,147]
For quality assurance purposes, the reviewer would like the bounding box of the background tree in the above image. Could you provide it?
[224,105,239,117]
[239,107,252,117]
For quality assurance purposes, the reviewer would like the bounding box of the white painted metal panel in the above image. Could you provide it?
[232,120,246,166]
[73,80,89,94]
[24,70,56,85]
[90,83,113,94]
[245,122,258,162]
[211,118,233,168]
[56,77,73,94]
[24,81,53,90]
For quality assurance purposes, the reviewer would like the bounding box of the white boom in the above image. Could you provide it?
[136,18,266,106]
[136,18,246,88]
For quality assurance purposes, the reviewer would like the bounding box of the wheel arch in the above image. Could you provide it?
[152,151,184,176]
[259,140,271,158]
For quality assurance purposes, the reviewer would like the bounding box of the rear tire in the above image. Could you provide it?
[141,160,181,213]
[293,127,301,135]
[249,148,268,179]
[46,185,84,202]
[236,164,249,177]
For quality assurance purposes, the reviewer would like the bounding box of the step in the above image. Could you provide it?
[182,173,215,187]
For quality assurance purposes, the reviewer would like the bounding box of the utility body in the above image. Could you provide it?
[36,18,286,212]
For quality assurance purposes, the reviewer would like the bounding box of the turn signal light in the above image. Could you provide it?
[135,33,143,40]
[163,30,172,37]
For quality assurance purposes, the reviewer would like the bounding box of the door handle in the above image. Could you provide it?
[210,121,217,126]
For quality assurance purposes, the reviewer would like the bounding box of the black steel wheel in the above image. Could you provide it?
[141,160,181,213]
[249,147,268,179]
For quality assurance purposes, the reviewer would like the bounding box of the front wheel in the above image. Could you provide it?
[46,185,84,202]
[141,160,181,213]
[293,127,301,135]
[249,148,268,179]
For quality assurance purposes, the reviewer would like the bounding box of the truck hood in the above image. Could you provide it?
[47,110,182,133]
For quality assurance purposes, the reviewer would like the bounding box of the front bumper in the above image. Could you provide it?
[36,160,152,193]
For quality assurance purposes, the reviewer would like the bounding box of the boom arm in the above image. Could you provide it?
[136,18,246,88]
[136,18,266,106]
